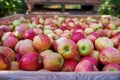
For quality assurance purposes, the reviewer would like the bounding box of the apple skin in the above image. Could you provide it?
[81,56,98,67]
[1,32,15,41]
[57,38,77,59]
[111,34,120,48]
[19,52,43,71]
[0,25,11,32]
[60,30,72,39]
[15,39,35,56]
[90,50,100,62]
[100,47,120,65]
[9,61,19,70]
[0,56,8,70]
[71,32,85,43]
[74,60,98,72]
[61,59,77,71]
[84,28,94,35]
[95,37,114,51]
[43,53,64,71]
[0,46,16,62]
[86,34,97,43]
[77,39,94,56]
[33,34,51,51]
[102,63,120,71]
[23,30,36,40]
[53,37,66,52]
[3,36,18,48]
[96,29,106,37]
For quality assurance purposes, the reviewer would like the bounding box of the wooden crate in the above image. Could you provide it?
[0,14,120,80]
[25,0,101,14]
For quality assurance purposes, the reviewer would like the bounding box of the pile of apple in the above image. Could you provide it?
[0,15,120,72]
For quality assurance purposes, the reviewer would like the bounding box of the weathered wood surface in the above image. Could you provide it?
[0,71,120,80]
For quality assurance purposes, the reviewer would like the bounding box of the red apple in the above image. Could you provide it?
[57,38,77,59]
[71,32,85,43]
[33,28,43,35]
[19,52,43,71]
[0,46,16,62]
[96,29,106,37]
[61,59,77,71]
[0,25,11,32]
[1,32,15,41]
[43,53,64,71]
[100,47,120,65]
[54,29,63,36]
[77,39,94,56]
[15,39,35,56]
[74,60,98,72]
[81,56,98,67]
[3,36,18,48]
[102,63,120,71]
[23,29,36,40]
[95,37,114,51]
[33,34,51,51]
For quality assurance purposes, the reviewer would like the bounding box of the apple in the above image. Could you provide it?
[0,25,11,32]
[33,34,51,51]
[102,63,120,71]
[71,32,85,43]
[95,37,114,51]
[90,50,100,61]
[0,46,16,62]
[1,32,15,41]
[111,35,120,48]
[59,26,68,31]
[74,60,98,72]
[80,23,88,30]
[90,32,99,38]
[33,28,43,35]
[12,19,22,26]
[107,23,117,30]
[54,29,63,36]
[60,30,72,39]
[81,56,98,67]
[9,61,19,70]
[86,34,97,43]
[89,23,100,31]
[57,38,77,59]
[40,49,54,58]
[19,52,43,71]
[96,29,106,37]
[84,28,94,35]
[61,59,77,71]
[3,36,18,48]
[23,29,36,40]
[77,39,94,56]
[0,56,8,70]
[100,47,120,65]
[43,53,64,71]
[15,39,35,56]
[53,37,66,51]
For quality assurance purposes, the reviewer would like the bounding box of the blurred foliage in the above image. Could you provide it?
[0,0,27,17]
[98,0,120,18]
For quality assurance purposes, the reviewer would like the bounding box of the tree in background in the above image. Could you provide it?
[0,0,27,17]
[98,0,120,18]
